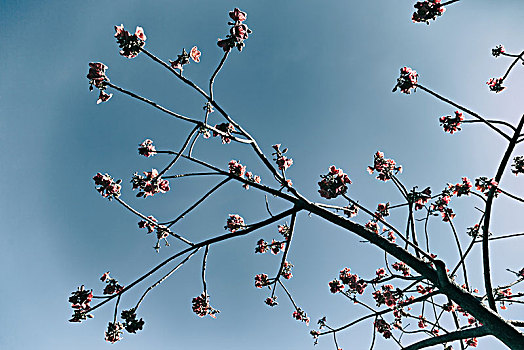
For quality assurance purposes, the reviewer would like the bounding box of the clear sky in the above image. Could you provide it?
[1,1,524,349]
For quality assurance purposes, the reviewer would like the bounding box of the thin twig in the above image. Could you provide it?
[272,211,297,298]
[86,207,300,315]
[165,177,232,227]
[114,196,193,246]
[158,125,199,177]
[501,51,524,81]
[135,248,199,310]
[202,245,209,298]
[416,84,511,141]
[210,51,229,101]
[448,219,469,289]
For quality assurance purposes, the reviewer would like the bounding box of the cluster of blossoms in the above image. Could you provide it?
[100,272,124,295]
[228,160,261,189]
[243,171,261,189]
[367,151,402,182]
[254,238,285,254]
[270,240,285,254]
[169,46,201,72]
[281,261,293,280]
[217,8,252,52]
[138,139,157,157]
[225,214,245,232]
[138,216,157,233]
[486,77,505,93]
[120,308,145,334]
[475,177,501,197]
[265,296,278,307]
[343,202,359,218]
[375,268,387,281]
[339,268,367,294]
[439,111,464,134]
[430,188,455,222]
[255,239,268,254]
[512,156,524,176]
[365,220,379,233]
[417,315,428,329]
[375,202,390,220]
[375,318,392,339]
[408,187,432,210]
[228,160,246,177]
[466,224,483,238]
[496,288,513,310]
[272,144,293,171]
[449,177,472,197]
[86,62,112,104]
[278,224,291,240]
[372,284,403,308]
[93,172,122,199]
[292,308,310,325]
[466,338,478,347]
[213,123,235,144]
[329,279,345,294]
[442,301,457,312]
[492,45,505,57]
[392,262,411,277]
[114,24,146,58]
[105,321,124,343]
[69,285,94,322]
[412,0,445,24]
[416,284,434,295]
[318,165,352,199]
[192,293,219,318]
[138,216,170,251]
[254,273,270,288]
[131,169,170,198]
[393,67,418,94]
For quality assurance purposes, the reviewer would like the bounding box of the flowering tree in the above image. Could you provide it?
[72,3,524,349]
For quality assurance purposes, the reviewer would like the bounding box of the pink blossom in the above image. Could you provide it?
[114,24,146,58]
[192,293,219,318]
[367,151,402,182]
[439,111,464,134]
[225,214,245,232]
[228,160,246,177]
[265,296,278,306]
[105,322,124,343]
[254,273,269,288]
[190,46,201,63]
[93,172,121,199]
[138,139,157,157]
[135,26,146,41]
[318,165,352,199]
[229,8,247,22]
[213,123,235,144]
[138,216,157,233]
[412,0,445,24]
[131,169,170,198]
[393,67,418,94]
[486,78,505,93]
[492,45,505,57]
[96,90,112,104]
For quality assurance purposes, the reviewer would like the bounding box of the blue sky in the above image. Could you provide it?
[1,1,524,349]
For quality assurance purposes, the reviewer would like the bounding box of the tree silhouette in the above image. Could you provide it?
[71,3,524,349]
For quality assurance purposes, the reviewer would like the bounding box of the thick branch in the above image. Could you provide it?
[403,326,490,350]
[482,114,524,310]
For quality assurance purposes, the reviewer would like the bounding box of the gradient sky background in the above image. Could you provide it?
[2,1,524,349]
